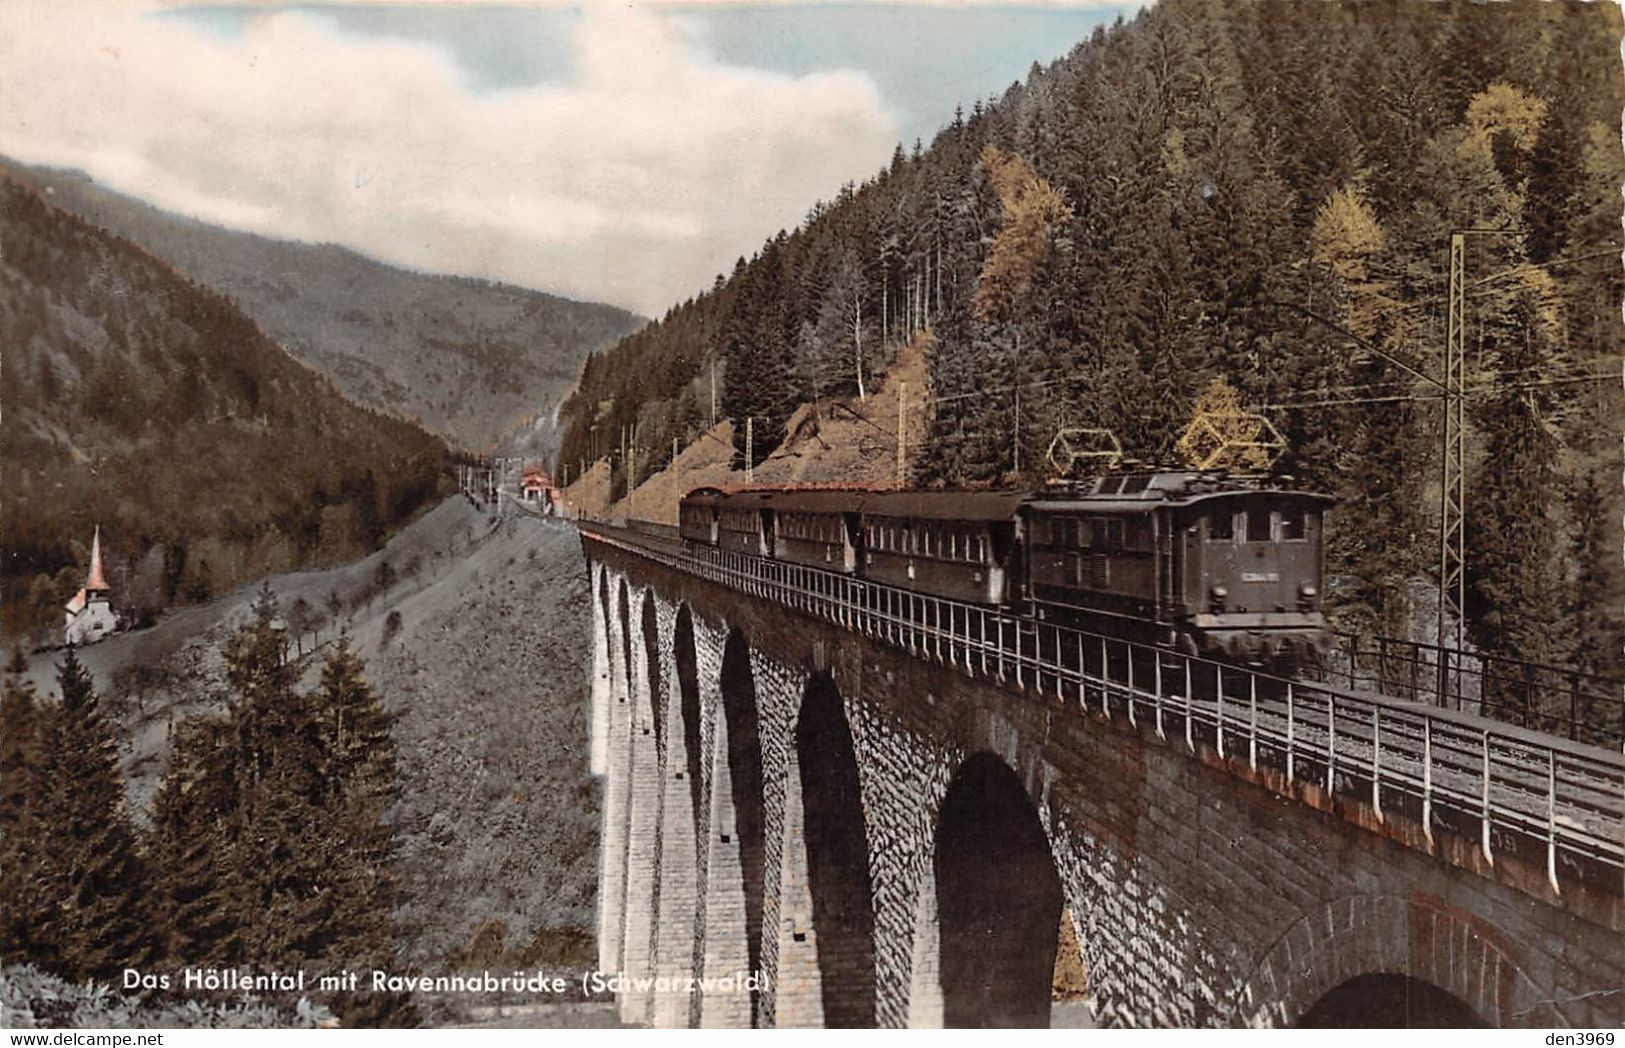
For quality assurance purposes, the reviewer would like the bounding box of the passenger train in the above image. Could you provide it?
[677,472,1332,665]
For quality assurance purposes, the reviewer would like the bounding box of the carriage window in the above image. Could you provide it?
[1281,509,1307,541]
[1123,474,1150,494]
[1247,510,1272,542]
[970,536,984,562]
[1107,520,1125,548]
[1208,513,1234,541]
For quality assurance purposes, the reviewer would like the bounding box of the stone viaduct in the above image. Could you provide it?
[579,527,1624,1028]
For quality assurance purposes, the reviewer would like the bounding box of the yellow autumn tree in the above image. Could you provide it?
[1175,378,1283,471]
[1311,185,1390,340]
[1464,82,1548,154]
[974,146,1073,321]
[1311,186,1384,282]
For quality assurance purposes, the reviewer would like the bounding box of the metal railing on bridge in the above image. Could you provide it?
[1313,631,1624,750]
[580,523,1625,894]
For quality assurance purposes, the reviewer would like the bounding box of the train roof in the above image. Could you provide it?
[684,487,877,514]
[1028,471,1333,514]
[682,485,1029,521]
[858,489,1032,522]
[683,473,1331,520]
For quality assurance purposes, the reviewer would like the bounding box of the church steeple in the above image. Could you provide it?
[86,526,109,592]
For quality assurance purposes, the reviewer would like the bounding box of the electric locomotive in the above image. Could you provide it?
[1022,472,1331,663]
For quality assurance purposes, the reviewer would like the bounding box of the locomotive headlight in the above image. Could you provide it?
[1209,584,1228,613]
[1298,582,1318,609]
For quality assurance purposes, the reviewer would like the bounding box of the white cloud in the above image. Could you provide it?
[151,0,1127,8]
[0,0,899,315]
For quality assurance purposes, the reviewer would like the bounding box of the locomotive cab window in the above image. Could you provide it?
[1246,510,1272,542]
[1208,513,1234,541]
[1280,508,1307,541]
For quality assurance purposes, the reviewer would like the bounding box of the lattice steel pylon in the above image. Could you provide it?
[1437,233,1467,701]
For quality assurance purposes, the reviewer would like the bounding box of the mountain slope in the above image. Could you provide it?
[556,0,1624,689]
[2,159,645,453]
[1,173,450,642]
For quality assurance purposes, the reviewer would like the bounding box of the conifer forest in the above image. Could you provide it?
[558,0,1625,690]
[2,589,408,1025]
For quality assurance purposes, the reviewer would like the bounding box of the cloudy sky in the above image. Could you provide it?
[0,1,1127,316]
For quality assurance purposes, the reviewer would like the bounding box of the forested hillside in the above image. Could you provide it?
[1,175,450,643]
[2,159,645,453]
[557,0,1623,680]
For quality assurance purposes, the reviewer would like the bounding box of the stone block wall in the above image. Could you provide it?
[583,540,1624,1029]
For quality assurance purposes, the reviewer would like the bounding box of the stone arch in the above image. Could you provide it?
[597,566,634,974]
[618,585,664,1024]
[1237,894,1558,1028]
[933,751,1063,1028]
[588,563,612,777]
[598,567,614,664]
[674,604,703,829]
[641,590,664,746]
[718,627,767,1024]
[1297,974,1487,1028]
[618,577,633,693]
[792,672,876,1027]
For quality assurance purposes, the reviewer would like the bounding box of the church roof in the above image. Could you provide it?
[66,588,87,615]
[86,526,109,592]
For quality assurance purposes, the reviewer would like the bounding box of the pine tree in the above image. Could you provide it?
[0,662,44,965]
[26,648,157,980]
[150,718,244,963]
[1466,291,1566,720]
[314,644,398,971]
[150,603,403,1005]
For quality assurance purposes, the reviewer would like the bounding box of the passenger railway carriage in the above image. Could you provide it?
[857,491,1027,605]
[677,472,1331,665]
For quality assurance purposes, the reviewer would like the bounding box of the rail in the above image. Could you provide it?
[579,522,1625,890]
[1315,631,1624,749]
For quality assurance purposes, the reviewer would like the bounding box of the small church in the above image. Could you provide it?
[64,526,117,647]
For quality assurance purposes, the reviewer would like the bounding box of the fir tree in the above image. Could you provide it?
[26,648,157,980]
[0,661,44,965]
[313,644,398,973]
[148,717,243,965]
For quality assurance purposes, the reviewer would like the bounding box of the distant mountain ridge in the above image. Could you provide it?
[1,172,450,642]
[1,158,645,453]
